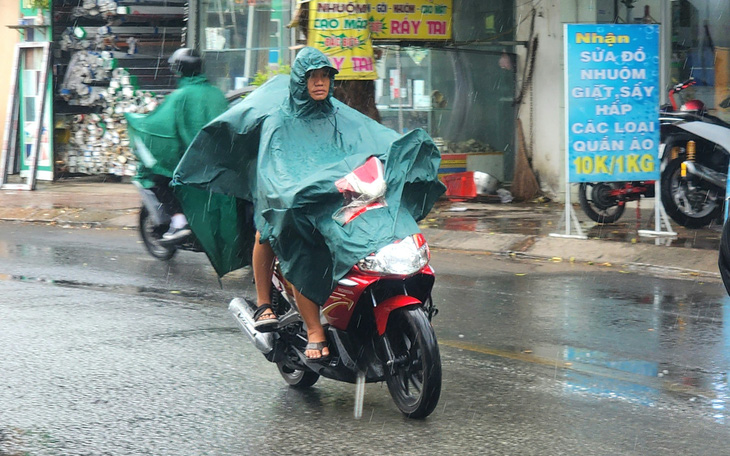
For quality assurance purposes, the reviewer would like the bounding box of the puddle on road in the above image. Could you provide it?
[444,339,730,423]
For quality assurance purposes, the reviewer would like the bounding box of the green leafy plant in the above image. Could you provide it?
[28,0,50,10]
[251,65,291,86]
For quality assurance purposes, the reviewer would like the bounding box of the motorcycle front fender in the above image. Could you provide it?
[373,296,422,336]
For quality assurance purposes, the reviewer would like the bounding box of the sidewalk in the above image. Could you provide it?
[0,178,723,281]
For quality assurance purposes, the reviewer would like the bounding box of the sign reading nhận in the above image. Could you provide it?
[564,24,660,183]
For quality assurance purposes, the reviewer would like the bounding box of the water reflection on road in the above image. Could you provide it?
[434,258,730,423]
[2,223,730,454]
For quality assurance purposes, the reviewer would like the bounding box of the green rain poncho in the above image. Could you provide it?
[125,75,228,187]
[173,47,445,305]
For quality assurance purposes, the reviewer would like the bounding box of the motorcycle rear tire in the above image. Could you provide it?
[660,156,721,228]
[577,182,626,224]
[276,362,320,388]
[720,221,730,296]
[139,206,177,261]
[384,306,441,419]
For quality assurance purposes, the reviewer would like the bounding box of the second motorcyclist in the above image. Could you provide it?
[126,48,228,243]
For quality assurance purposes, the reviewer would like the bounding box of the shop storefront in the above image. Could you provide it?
[2,0,519,188]
[5,0,726,198]
[193,0,518,183]
[523,0,730,200]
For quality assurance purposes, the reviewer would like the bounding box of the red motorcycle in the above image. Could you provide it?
[229,158,442,418]
[578,181,655,224]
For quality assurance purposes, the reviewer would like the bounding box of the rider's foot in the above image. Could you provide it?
[162,225,191,242]
[252,303,279,331]
[305,340,330,360]
[305,328,330,359]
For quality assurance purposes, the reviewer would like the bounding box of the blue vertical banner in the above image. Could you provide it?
[565,24,660,183]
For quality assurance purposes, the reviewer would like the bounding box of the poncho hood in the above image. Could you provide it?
[287,46,338,117]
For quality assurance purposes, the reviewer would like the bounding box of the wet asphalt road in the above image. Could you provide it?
[1,222,730,455]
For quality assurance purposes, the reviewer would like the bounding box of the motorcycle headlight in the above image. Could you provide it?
[357,234,430,276]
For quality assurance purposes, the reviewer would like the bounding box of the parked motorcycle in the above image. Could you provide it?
[659,79,730,228]
[227,158,442,419]
[578,181,655,224]
[720,219,730,296]
[133,181,203,260]
[576,79,730,226]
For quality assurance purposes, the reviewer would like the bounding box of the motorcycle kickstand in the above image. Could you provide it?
[354,370,366,419]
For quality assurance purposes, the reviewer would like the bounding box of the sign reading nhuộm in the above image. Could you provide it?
[308,1,378,80]
[565,24,660,183]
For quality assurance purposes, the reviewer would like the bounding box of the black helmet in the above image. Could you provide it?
[168,48,202,77]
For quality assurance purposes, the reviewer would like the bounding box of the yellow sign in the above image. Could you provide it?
[369,0,452,41]
[308,1,378,80]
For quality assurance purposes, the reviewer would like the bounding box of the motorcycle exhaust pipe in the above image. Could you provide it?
[682,161,727,190]
[228,298,274,355]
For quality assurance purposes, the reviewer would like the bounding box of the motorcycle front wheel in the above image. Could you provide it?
[577,182,626,223]
[660,157,721,228]
[139,206,177,261]
[384,306,442,419]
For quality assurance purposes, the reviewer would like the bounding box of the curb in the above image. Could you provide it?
[1,207,722,281]
[421,228,721,281]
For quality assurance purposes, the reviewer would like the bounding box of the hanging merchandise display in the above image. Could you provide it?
[52,0,186,177]
[55,68,163,176]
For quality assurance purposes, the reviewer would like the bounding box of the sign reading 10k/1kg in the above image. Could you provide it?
[565,24,660,183]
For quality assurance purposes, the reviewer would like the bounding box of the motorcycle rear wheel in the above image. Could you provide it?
[660,156,721,228]
[139,206,177,261]
[276,362,320,388]
[577,182,626,224]
[384,306,441,419]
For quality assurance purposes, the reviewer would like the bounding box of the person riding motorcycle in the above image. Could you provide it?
[250,63,337,359]
[172,47,445,361]
[126,48,228,243]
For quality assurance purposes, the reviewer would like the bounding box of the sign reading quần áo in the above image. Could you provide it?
[564,24,660,183]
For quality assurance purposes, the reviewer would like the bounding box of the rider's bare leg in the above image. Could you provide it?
[253,231,276,321]
[293,289,330,359]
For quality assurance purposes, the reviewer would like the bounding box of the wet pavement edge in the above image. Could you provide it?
[0,181,723,281]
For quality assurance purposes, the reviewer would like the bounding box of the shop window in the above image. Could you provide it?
[374,45,515,182]
[670,0,730,121]
[200,0,293,93]
[453,0,514,42]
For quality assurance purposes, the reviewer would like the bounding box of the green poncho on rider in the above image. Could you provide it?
[126,48,228,243]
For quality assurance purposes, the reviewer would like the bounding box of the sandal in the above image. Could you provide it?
[304,341,330,361]
[252,304,279,332]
